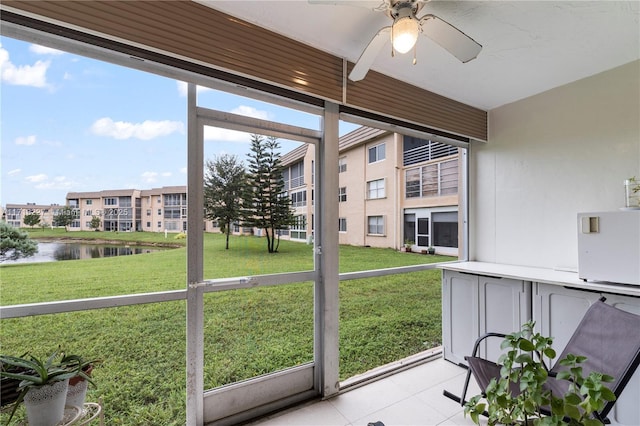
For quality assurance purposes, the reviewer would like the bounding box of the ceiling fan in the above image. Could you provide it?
[313,0,482,81]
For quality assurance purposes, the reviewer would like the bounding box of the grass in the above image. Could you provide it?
[1,230,450,425]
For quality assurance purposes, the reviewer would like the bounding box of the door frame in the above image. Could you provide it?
[185,84,340,425]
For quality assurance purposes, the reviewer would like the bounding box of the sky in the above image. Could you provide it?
[1,36,358,206]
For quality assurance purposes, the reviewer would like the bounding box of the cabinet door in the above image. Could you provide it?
[478,277,532,362]
[442,270,479,365]
[533,283,640,426]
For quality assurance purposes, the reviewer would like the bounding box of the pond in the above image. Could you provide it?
[3,241,168,264]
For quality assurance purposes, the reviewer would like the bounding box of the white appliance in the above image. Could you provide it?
[577,210,640,286]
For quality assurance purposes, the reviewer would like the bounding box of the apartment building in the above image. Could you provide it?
[139,186,188,233]
[64,187,188,232]
[280,126,461,256]
[3,203,66,229]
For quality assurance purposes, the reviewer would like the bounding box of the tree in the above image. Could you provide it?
[204,154,246,249]
[89,216,101,231]
[0,221,38,262]
[242,134,295,253]
[53,206,75,230]
[23,212,41,228]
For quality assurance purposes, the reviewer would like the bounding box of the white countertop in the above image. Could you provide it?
[439,261,640,297]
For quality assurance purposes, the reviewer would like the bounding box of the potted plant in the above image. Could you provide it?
[624,176,640,208]
[0,351,80,426]
[464,321,615,426]
[402,240,413,252]
[61,353,100,408]
[427,246,435,255]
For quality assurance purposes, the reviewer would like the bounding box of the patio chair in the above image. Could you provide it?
[443,297,640,423]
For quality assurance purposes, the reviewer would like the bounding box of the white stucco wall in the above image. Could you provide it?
[470,60,640,270]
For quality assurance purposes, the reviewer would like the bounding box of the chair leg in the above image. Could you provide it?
[442,364,474,407]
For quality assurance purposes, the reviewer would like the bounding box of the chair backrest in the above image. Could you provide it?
[550,298,640,418]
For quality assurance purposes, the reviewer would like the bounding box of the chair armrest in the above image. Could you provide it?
[468,332,508,358]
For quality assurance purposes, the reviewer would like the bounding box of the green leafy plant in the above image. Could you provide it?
[60,352,101,387]
[464,322,615,426]
[628,176,640,194]
[0,351,82,423]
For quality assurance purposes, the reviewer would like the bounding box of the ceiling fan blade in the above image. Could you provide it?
[349,26,391,81]
[420,14,482,63]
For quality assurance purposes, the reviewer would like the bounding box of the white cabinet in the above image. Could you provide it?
[533,283,640,426]
[441,263,640,425]
[442,270,531,365]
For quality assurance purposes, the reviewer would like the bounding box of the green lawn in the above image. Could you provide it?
[1,231,449,425]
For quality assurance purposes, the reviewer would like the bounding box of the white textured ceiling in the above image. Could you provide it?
[200,1,640,111]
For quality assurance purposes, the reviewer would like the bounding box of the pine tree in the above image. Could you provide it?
[0,222,38,262]
[243,134,295,253]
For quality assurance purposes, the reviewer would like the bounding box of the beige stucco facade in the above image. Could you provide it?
[281,127,461,255]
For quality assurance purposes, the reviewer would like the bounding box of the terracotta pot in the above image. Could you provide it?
[66,364,93,408]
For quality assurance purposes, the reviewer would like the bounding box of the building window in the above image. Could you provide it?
[367,216,384,235]
[85,210,92,216]
[146,222,151,228]
[405,158,458,198]
[147,209,151,216]
[291,190,307,207]
[368,143,386,163]
[164,193,186,206]
[284,161,304,190]
[164,207,181,219]
[367,179,385,199]
[86,200,92,205]
[432,211,458,248]
[157,221,162,228]
[402,136,458,166]
[290,215,307,240]
[338,217,347,232]
[338,157,347,173]
[157,209,162,216]
[338,187,347,202]
[104,197,117,206]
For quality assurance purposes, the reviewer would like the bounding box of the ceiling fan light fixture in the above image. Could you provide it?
[392,15,419,54]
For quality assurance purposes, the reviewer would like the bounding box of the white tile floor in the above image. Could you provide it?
[250,357,483,426]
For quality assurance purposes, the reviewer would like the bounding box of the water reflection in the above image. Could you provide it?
[4,242,164,264]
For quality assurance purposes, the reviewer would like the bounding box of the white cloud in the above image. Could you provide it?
[0,46,50,88]
[141,171,159,183]
[29,44,65,56]
[15,135,37,146]
[180,167,187,174]
[230,105,270,120]
[25,174,48,183]
[34,176,75,190]
[90,117,184,140]
[7,169,21,176]
[161,172,172,177]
